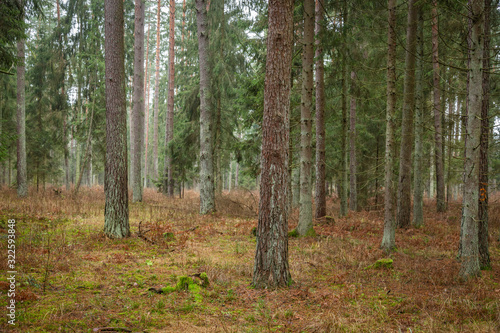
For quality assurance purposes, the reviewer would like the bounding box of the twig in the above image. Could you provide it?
[93,328,132,332]
[137,222,155,244]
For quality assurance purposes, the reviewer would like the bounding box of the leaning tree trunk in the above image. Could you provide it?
[196,0,215,214]
[16,3,27,198]
[459,0,483,281]
[252,0,293,289]
[381,0,397,251]
[396,0,418,229]
[104,0,130,238]
[314,0,326,219]
[132,0,144,202]
[432,0,446,213]
[478,0,491,270]
[297,0,315,236]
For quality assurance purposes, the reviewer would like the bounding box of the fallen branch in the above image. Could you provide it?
[93,328,132,333]
[137,222,155,244]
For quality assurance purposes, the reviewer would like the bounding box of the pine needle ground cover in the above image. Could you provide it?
[0,187,499,332]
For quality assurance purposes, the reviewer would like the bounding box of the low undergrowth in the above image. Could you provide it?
[0,186,499,332]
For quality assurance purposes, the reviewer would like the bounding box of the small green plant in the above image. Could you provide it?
[288,229,299,238]
[365,258,393,270]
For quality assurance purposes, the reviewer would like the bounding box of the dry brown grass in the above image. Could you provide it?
[0,186,499,332]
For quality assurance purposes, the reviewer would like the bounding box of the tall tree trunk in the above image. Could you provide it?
[396,0,418,229]
[196,0,215,214]
[349,70,357,211]
[144,20,151,189]
[478,0,491,270]
[339,5,348,218]
[459,0,483,280]
[381,0,397,251]
[432,0,445,212]
[16,37,27,197]
[297,0,315,236]
[314,0,326,219]
[132,0,144,202]
[413,8,424,228]
[74,99,95,195]
[165,0,175,197]
[104,0,130,238]
[253,0,293,289]
[153,0,161,183]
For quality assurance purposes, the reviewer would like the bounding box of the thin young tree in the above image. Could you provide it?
[396,0,418,229]
[196,0,215,214]
[459,0,483,280]
[16,0,27,198]
[297,0,315,236]
[132,0,145,202]
[104,0,130,238]
[432,0,446,213]
[381,0,397,251]
[253,0,293,289]
[314,0,326,219]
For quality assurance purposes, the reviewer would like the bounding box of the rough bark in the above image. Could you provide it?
[252,0,293,289]
[104,0,130,238]
[413,9,424,228]
[396,0,418,229]
[196,0,215,214]
[297,0,315,236]
[432,0,446,213]
[132,0,145,202]
[349,71,357,212]
[165,0,175,197]
[478,0,490,270]
[314,0,326,219]
[153,0,161,182]
[459,0,483,281]
[381,0,397,251]
[16,2,27,197]
[339,6,348,218]
[144,21,151,189]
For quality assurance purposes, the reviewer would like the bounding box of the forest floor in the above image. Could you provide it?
[0,187,499,333]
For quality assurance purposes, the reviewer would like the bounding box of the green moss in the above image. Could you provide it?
[176,276,192,291]
[199,272,209,287]
[163,232,175,241]
[365,258,393,270]
[288,229,299,238]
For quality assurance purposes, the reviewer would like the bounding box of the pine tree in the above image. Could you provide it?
[253,0,293,289]
[16,0,27,197]
[196,0,215,214]
[459,0,483,281]
[132,0,145,202]
[104,0,130,238]
[396,0,418,229]
[297,0,315,236]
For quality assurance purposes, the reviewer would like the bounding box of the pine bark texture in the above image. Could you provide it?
[459,0,483,280]
[132,0,145,202]
[165,0,175,196]
[298,0,315,236]
[340,7,348,218]
[196,0,215,214]
[153,0,161,181]
[413,9,424,228]
[16,36,27,198]
[252,0,293,289]
[314,0,326,219]
[104,0,130,238]
[432,0,446,213]
[349,71,357,212]
[396,0,418,229]
[381,0,397,251]
[478,0,490,270]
